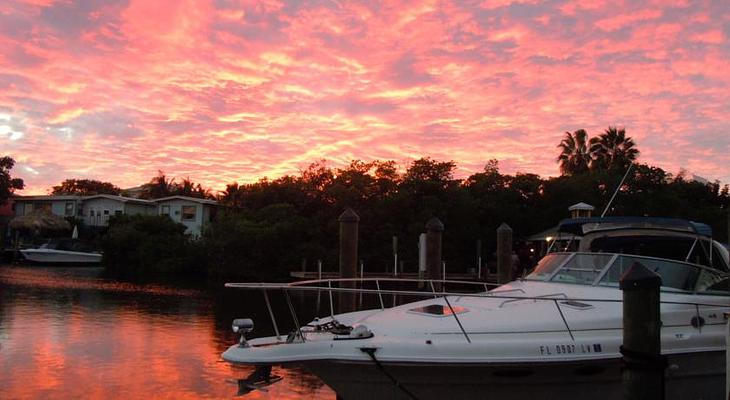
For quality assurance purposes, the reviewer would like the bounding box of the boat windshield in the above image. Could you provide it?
[526,253,613,285]
[526,252,727,292]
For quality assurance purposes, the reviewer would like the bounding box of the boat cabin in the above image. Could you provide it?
[529,217,729,294]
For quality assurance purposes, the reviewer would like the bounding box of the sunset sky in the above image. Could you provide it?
[1,0,728,195]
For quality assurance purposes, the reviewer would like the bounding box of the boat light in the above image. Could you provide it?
[232,318,254,347]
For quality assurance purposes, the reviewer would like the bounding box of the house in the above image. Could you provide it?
[13,195,84,218]
[154,195,217,237]
[12,194,218,237]
[0,198,14,245]
[81,194,156,227]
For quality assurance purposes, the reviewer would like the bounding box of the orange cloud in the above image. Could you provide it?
[0,0,727,195]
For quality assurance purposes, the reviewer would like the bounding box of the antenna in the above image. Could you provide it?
[601,163,634,218]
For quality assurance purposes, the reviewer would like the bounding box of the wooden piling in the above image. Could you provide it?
[726,311,729,400]
[426,217,444,291]
[476,239,482,280]
[619,261,665,400]
[338,208,359,313]
[392,235,398,277]
[496,223,513,284]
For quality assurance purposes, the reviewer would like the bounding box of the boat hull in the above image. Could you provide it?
[302,351,725,400]
[20,249,102,264]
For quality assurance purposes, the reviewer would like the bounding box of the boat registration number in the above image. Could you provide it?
[539,343,602,356]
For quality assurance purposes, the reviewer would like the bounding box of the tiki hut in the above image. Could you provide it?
[9,210,71,236]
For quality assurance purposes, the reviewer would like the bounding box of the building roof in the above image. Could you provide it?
[83,194,154,205]
[13,195,83,201]
[568,202,595,211]
[153,195,218,205]
[12,194,218,206]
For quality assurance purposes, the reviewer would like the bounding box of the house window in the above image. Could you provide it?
[181,205,196,221]
[161,205,170,215]
[65,202,75,216]
[114,210,123,216]
[35,203,52,213]
[24,203,33,215]
[90,209,95,217]
[103,210,110,215]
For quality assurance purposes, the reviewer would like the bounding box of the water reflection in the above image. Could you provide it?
[0,265,334,399]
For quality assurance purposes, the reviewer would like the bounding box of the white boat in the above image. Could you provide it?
[21,238,102,264]
[222,217,729,399]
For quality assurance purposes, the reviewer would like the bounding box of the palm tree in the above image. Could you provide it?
[556,129,591,176]
[142,171,175,199]
[589,126,640,171]
[219,182,244,208]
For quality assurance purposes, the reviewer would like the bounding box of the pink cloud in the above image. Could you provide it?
[0,0,727,195]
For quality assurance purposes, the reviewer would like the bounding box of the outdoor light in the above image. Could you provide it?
[232,318,254,347]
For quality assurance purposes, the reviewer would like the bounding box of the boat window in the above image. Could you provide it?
[598,255,700,291]
[525,253,571,281]
[588,235,694,264]
[710,245,729,272]
[408,304,467,317]
[549,253,613,285]
[695,269,728,294]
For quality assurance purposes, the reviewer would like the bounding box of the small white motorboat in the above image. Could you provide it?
[222,217,729,399]
[21,238,102,264]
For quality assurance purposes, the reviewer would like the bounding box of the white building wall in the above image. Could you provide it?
[83,198,126,226]
[124,203,156,216]
[13,200,79,218]
[157,199,207,236]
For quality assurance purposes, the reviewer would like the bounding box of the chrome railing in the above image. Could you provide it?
[226,277,728,345]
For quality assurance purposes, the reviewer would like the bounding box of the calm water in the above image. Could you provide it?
[0,265,335,399]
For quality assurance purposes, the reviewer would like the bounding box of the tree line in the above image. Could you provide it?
[2,126,728,280]
[50,171,213,199]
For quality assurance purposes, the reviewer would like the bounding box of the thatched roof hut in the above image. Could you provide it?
[9,211,71,234]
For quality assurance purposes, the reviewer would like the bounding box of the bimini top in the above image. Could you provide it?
[557,217,713,237]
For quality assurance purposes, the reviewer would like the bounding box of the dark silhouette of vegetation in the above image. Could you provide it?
[51,179,121,195]
[557,126,639,175]
[100,214,204,277]
[0,156,24,204]
[140,171,213,199]
[202,156,727,281]
[95,135,727,281]
[589,126,640,172]
[557,129,591,176]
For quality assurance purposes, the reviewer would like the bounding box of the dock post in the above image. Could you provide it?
[426,217,444,291]
[476,239,482,280]
[726,312,729,400]
[392,236,398,277]
[316,259,322,312]
[619,262,665,400]
[359,260,364,309]
[496,223,513,284]
[338,208,359,313]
